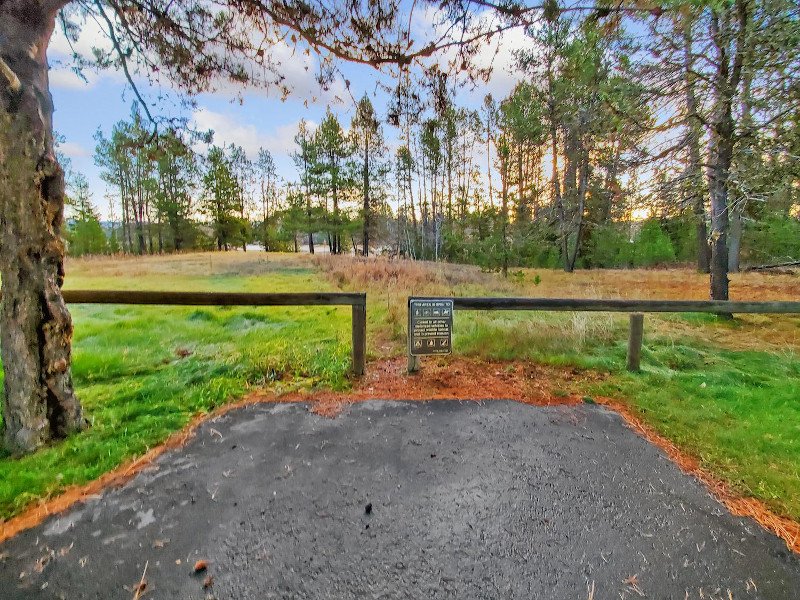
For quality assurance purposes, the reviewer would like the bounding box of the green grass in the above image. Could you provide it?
[588,345,800,519]
[0,258,352,519]
[321,255,800,522]
[451,310,800,521]
[2,253,800,530]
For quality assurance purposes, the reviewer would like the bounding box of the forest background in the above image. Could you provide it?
[60,1,800,279]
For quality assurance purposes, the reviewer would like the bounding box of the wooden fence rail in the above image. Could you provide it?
[59,290,366,308]
[449,297,800,314]
[409,296,800,373]
[3,290,368,376]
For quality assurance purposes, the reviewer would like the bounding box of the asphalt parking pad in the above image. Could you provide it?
[1,400,798,599]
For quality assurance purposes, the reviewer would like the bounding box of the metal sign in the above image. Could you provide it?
[409,298,453,356]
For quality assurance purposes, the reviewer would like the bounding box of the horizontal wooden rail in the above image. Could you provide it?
[59,290,366,307]
[0,290,367,375]
[445,297,800,314]
[407,296,800,374]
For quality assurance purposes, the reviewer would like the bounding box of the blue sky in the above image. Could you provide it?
[49,9,534,219]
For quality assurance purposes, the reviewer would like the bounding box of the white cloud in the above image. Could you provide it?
[48,68,90,90]
[59,141,91,158]
[49,15,112,58]
[410,6,536,102]
[47,15,122,90]
[202,40,351,107]
[192,107,316,159]
[47,15,349,107]
[48,66,126,90]
[469,26,539,100]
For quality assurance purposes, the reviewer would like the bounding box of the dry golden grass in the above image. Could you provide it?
[312,254,800,355]
[314,254,800,299]
[65,251,310,281]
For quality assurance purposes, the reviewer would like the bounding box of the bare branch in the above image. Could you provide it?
[93,0,157,130]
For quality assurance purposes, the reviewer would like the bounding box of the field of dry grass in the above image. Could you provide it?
[311,254,800,356]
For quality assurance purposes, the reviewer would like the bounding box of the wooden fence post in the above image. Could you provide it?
[407,297,421,373]
[351,301,366,376]
[627,313,644,372]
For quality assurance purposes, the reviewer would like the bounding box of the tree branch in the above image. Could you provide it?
[93,0,156,131]
[729,0,749,91]
[0,56,22,93]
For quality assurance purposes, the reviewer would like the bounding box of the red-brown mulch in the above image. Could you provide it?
[1,356,798,556]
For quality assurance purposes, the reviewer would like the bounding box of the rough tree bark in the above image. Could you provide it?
[562,123,580,273]
[728,208,742,272]
[567,148,588,273]
[708,2,747,301]
[1,0,86,455]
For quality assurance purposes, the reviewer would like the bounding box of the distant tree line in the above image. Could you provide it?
[66,2,799,290]
[66,97,396,258]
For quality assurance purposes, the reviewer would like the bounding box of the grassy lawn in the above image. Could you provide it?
[1,251,799,527]
[0,253,353,518]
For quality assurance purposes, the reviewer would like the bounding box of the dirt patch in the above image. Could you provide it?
[1,356,797,557]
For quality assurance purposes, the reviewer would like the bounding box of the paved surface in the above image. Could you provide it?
[1,400,799,599]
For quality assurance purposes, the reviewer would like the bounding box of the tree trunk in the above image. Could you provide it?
[728,210,742,272]
[517,147,525,223]
[121,191,132,252]
[709,142,731,302]
[501,151,509,279]
[362,137,370,257]
[695,205,711,273]
[408,164,417,229]
[307,193,314,255]
[567,150,588,272]
[262,196,269,252]
[332,182,340,254]
[486,116,493,209]
[729,52,754,274]
[447,150,453,221]
[683,16,711,274]
[418,138,427,260]
[708,5,747,300]
[0,0,86,455]
[550,123,568,271]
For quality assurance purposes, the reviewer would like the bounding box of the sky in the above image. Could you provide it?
[49,7,536,220]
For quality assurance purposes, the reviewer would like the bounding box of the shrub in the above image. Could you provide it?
[584,223,633,268]
[633,220,676,267]
[740,216,800,266]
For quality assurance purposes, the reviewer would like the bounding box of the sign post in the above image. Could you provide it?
[408,298,453,372]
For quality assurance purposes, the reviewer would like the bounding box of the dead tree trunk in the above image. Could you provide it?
[0,0,86,455]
